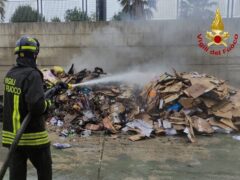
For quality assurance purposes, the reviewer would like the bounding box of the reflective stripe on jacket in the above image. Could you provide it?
[2,60,50,148]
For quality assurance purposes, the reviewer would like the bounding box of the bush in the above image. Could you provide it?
[65,7,90,22]
[11,5,45,22]
[51,17,61,22]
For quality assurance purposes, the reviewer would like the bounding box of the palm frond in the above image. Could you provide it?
[0,7,4,21]
[119,0,156,20]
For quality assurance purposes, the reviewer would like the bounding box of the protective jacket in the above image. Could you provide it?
[2,57,50,148]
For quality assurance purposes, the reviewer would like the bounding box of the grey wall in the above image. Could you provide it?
[0,20,240,94]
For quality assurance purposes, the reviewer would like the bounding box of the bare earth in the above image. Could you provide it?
[1,123,240,180]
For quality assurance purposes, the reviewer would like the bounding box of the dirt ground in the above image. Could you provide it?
[1,123,240,180]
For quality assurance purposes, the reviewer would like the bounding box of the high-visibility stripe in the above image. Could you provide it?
[27,38,37,43]
[12,95,16,133]
[2,130,49,139]
[3,133,48,140]
[12,95,20,133]
[3,136,49,144]
[15,95,21,131]
[44,100,48,112]
[15,46,37,52]
[2,136,50,146]
[2,141,50,146]
[3,130,48,136]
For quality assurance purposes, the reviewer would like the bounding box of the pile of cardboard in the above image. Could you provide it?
[43,67,240,142]
[141,71,240,142]
[43,66,142,139]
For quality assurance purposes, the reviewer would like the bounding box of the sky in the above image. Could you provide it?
[4,0,122,22]
[3,0,240,22]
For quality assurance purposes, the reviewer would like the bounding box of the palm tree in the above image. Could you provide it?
[0,0,6,21]
[118,0,156,20]
[179,0,217,19]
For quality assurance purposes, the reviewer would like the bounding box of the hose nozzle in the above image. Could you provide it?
[68,84,73,89]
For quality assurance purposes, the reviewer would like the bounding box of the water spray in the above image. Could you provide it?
[69,71,159,88]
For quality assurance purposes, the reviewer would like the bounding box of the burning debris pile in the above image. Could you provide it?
[141,70,240,142]
[43,66,240,142]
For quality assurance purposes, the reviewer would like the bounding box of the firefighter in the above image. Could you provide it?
[51,66,66,78]
[2,36,57,180]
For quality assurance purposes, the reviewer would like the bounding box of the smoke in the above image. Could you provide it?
[71,24,180,68]
[68,16,211,86]
[69,26,145,73]
[48,1,238,87]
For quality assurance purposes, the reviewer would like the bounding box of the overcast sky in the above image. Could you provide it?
[4,0,122,22]
[4,0,240,22]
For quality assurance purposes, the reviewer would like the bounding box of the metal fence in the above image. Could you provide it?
[3,0,123,22]
[4,0,98,22]
[2,0,240,23]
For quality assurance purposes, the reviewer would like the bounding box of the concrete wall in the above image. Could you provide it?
[0,20,240,94]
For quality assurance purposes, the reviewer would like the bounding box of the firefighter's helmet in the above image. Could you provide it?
[52,66,65,75]
[14,36,40,55]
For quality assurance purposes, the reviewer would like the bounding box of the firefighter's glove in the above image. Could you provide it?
[55,81,69,92]
[45,99,53,112]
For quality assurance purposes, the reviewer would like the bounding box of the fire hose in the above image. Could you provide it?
[0,84,62,180]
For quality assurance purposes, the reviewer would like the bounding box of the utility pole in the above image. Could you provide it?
[82,0,85,20]
[40,0,43,21]
[86,0,88,16]
[37,0,39,22]
[96,0,99,20]
[82,0,85,12]
[176,0,179,19]
[96,0,106,21]
[231,0,234,18]
[227,0,230,18]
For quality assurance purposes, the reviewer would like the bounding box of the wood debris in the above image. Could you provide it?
[43,67,240,143]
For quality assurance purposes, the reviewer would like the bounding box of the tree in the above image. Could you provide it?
[118,0,156,20]
[51,17,61,22]
[64,7,90,22]
[112,12,128,21]
[0,0,6,21]
[11,5,45,22]
[112,12,123,21]
[179,0,217,19]
[89,12,96,21]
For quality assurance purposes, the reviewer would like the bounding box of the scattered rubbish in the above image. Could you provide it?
[50,117,58,125]
[43,67,240,143]
[126,119,153,137]
[162,120,172,129]
[167,103,182,112]
[81,130,92,137]
[85,123,102,131]
[165,128,177,136]
[129,134,145,141]
[53,143,71,149]
[232,136,240,141]
[184,83,211,98]
[192,116,214,134]
[103,117,117,133]
[212,126,232,134]
[57,120,64,127]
